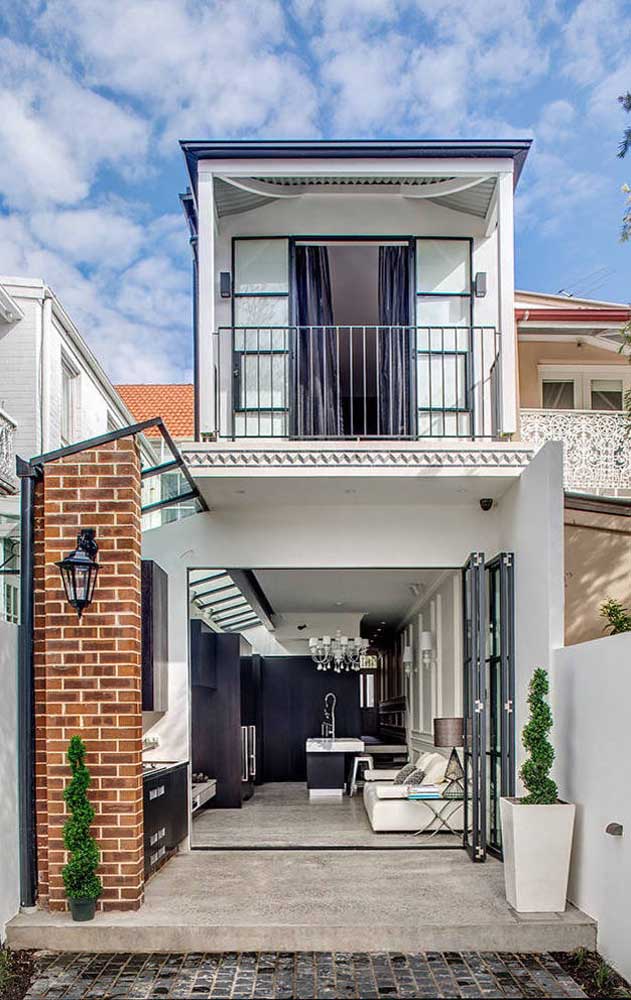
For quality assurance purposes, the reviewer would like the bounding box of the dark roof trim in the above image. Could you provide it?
[180,138,532,194]
[565,491,631,516]
[22,417,208,512]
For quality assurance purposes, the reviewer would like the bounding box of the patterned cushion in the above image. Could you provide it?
[403,767,426,786]
[392,763,416,785]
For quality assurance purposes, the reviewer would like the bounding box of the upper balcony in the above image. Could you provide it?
[214,323,501,441]
[0,406,17,495]
[182,139,532,446]
[520,408,631,496]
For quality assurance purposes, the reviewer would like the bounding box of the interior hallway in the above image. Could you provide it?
[192,782,457,848]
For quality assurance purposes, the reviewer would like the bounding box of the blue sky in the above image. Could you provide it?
[0,0,630,383]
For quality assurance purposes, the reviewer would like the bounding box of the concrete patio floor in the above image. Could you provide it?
[8,849,596,955]
[192,782,458,848]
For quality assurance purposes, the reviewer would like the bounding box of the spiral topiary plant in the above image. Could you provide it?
[519,668,558,805]
[62,735,102,903]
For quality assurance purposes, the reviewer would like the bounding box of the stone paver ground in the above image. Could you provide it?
[23,951,587,998]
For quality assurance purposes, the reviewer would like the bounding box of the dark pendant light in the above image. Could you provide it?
[56,528,100,619]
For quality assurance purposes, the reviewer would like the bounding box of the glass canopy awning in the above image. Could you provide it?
[189,569,263,633]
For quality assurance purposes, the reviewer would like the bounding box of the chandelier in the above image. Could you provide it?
[308,630,369,672]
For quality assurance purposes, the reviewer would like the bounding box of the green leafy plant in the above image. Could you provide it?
[519,668,558,805]
[595,960,615,993]
[0,946,13,992]
[62,736,102,902]
[600,598,631,635]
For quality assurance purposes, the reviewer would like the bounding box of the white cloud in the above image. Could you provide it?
[536,100,576,144]
[38,0,319,145]
[0,39,150,209]
[515,150,606,234]
[0,212,192,383]
[562,0,629,84]
[30,208,145,268]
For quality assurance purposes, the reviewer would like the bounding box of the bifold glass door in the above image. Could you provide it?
[485,553,515,858]
[462,552,487,862]
[462,551,515,863]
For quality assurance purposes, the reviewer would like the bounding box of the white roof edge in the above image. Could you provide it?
[0,282,25,323]
[516,288,630,309]
[1,274,137,427]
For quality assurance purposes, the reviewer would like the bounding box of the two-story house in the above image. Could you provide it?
[133,138,572,863]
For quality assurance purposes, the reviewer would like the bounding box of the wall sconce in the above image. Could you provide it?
[56,528,99,619]
[220,272,232,298]
[402,644,414,676]
[474,272,487,297]
[420,630,434,666]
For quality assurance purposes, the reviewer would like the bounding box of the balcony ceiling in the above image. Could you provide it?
[213,174,497,220]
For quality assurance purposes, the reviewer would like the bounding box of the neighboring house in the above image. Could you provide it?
[116,383,195,445]
[517,289,631,498]
[516,290,631,643]
[0,276,148,625]
[0,277,138,460]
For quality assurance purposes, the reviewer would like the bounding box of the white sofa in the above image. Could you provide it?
[362,751,464,833]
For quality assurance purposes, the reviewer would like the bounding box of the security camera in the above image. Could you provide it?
[480,498,494,512]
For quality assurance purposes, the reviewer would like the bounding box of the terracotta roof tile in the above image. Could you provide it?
[115,384,195,439]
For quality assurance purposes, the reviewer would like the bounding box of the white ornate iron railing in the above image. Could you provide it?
[520,409,631,494]
[0,406,17,494]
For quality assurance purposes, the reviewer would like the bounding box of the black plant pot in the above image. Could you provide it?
[69,897,96,922]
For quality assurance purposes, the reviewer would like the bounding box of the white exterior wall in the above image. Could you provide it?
[553,632,631,982]
[499,442,565,769]
[0,278,134,462]
[0,620,19,939]
[141,446,563,770]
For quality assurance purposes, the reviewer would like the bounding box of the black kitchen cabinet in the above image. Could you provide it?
[190,619,217,688]
[143,763,188,877]
[141,560,169,712]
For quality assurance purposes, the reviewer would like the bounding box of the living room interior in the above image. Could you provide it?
[185,566,468,851]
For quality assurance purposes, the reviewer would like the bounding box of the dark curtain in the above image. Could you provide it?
[294,246,342,436]
[378,246,411,436]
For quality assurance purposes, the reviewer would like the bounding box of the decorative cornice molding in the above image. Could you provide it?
[183,446,534,470]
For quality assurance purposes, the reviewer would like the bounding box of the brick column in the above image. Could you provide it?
[33,437,144,911]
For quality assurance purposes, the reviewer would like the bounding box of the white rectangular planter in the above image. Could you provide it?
[500,797,576,913]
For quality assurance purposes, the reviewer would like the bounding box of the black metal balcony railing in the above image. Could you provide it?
[215,326,501,441]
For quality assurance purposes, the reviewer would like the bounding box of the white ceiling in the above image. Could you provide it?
[253,567,448,630]
[195,474,518,511]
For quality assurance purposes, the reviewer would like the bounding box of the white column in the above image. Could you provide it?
[496,169,517,435]
[197,169,217,437]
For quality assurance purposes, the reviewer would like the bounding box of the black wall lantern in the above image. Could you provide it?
[56,528,100,619]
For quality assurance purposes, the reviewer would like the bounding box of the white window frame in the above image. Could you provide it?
[538,364,631,412]
[60,354,80,446]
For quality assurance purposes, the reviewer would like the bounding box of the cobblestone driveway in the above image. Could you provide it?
[23,951,587,999]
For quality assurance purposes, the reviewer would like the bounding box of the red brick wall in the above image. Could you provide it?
[33,438,144,912]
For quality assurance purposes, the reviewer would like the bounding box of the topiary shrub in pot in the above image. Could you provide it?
[62,735,102,921]
[500,668,575,912]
